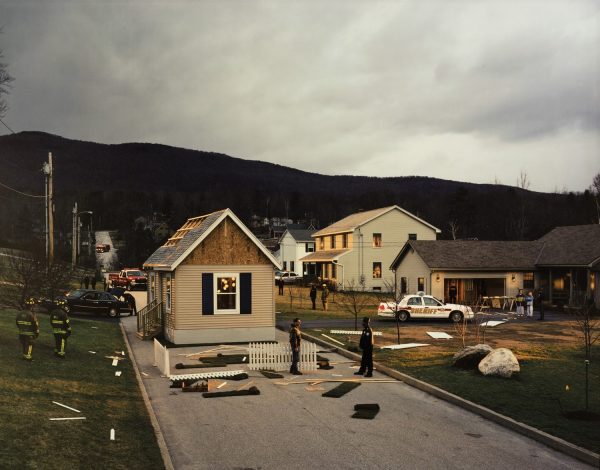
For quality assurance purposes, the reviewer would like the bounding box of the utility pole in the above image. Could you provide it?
[72,202,78,267]
[43,152,54,267]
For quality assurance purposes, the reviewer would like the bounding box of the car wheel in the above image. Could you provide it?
[450,311,463,322]
[396,311,409,322]
[108,307,119,318]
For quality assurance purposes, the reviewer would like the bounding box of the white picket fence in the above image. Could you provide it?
[248,342,317,372]
[154,338,170,375]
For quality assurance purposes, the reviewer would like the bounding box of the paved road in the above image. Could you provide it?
[121,317,593,470]
[95,230,119,272]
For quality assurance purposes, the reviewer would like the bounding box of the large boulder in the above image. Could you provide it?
[452,344,493,369]
[478,348,520,378]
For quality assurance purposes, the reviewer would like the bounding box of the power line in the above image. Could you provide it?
[0,179,45,198]
[0,116,15,134]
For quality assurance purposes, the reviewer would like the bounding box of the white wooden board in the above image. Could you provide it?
[480,320,507,327]
[426,332,453,339]
[380,343,430,350]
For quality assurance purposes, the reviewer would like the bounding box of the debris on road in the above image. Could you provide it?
[352,403,380,419]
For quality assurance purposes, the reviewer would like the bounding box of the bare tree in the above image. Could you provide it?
[0,34,14,118]
[517,170,530,190]
[336,279,372,330]
[0,249,44,308]
[573,303,600,411]
[448,219,459,240]
[376,279,405,344]
[591,172,600,224]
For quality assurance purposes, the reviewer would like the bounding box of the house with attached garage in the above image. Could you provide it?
[140,209,281,344]
[389,224,600,309]
[299,206,440,291]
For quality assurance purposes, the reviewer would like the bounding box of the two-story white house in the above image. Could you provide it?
[278,228,316,276]
[300,206,440,291]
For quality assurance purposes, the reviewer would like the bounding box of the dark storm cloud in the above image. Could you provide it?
[0,0,598,191]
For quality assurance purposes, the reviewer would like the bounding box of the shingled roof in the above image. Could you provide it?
[313,205,440,237]
[284,228,316,242]
[536,224,600,267]
[143,209,280,270]
[391,240,544,271]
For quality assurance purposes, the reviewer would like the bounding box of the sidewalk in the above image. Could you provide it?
[121,316,595,470]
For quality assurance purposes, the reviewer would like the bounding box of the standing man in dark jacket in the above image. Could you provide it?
[354,317,374,377]
[50,307,71,358]
[122,292,137,316]
[278,277,284,295]
[289,318,302,375]
[16,298,39,361]
[309,285,317,310]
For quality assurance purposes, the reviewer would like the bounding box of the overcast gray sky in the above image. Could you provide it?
[1,0,598,192]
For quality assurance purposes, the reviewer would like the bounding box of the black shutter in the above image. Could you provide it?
[240,273,252,314]
[202,273,214,315]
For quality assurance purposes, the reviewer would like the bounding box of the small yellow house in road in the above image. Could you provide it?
[300,206,440,291]
[142,209,281,344]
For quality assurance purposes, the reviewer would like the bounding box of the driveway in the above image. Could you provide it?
[120,318,593,470]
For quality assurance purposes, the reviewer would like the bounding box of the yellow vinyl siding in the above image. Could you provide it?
[173,264,274,329]
[395,248,432,295]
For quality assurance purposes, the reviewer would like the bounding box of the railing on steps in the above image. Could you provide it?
[137,299,164,340]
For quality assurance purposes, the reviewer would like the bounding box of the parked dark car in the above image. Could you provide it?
[59,289,132,318]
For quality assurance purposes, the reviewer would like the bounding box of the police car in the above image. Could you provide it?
[377,292,473,322]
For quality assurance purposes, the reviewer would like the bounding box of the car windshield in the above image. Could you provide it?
[126,271,144,276]
[66,289,87,298]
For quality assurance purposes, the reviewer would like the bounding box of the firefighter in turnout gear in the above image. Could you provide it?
[16,298,39,361]
[50,301,71,358]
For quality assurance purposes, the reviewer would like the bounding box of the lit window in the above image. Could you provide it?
[417,277,425,291]
[373,233,382,247]
[319,237,324,250]
[373,262,382,279]
[215,274,239,314]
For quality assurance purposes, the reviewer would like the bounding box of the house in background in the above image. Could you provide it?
[535,225,600,307]
[389,240,542,304]
[278,228,316,275]
[142,209,281,344]
[300,206,440,291]
[390,224,600,308]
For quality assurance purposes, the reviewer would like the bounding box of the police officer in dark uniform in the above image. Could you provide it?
[122,292,137,316]
[16,298,39,361]
[354,316,374,377]
[50,302,71,358]
[289,318,302,375]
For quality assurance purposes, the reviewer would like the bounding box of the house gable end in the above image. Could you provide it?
[182,216,272,266]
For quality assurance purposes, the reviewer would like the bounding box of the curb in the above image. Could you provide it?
[120,321,175,470]
[292,327,600,468]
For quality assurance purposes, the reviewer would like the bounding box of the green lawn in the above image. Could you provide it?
[0,308,165,470]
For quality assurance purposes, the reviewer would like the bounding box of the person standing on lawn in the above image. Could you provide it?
[321,284,329,311]
[525,291,534,318]
[355,316,374,377]
[309,284,317,310]
[50,305,71,358]
[277,277,284,295]
[536,288,545,321]
[515,289,525,317]
[289,318,303,375]
[16,298,39,361]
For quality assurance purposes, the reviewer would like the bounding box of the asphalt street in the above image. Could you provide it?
[121,316,594,470]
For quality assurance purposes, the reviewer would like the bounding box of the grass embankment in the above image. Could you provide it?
[277,290,600,454]
[0,308,164,470]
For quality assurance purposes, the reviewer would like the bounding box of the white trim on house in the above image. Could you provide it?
[213,272,241,314]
